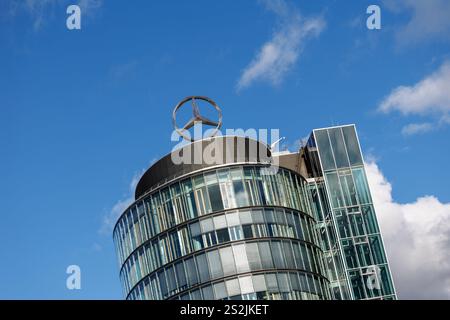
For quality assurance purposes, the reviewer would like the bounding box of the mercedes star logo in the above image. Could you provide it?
[172,96,223,142]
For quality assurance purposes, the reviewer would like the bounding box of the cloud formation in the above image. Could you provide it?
[366,160,450,299]
[378,61,450,135]
[236,0,325,90]
[384,0,450,46]
[401,122,433,136]
[99,170,143,235]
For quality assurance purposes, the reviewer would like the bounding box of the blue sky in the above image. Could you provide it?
[1,0,450,299]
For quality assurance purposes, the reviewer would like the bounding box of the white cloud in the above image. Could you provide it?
[236,0,325,90]
[384,0,450,46]
[98,170,143,235]
[379,62,450,115]
[378,61,450,134]
[366,160,450,299]
[401,122,433,136]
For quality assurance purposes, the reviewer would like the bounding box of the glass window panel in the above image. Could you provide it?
[194,186,210,216]
[264,209,276,223]
[232,244,250,273]
[226,278,241,297]
[217,169,229,183]
[190,222,201,236]
[226,212,240,227]
[298,273,308,292]
[258,242,274,269]
[239,276,254,295]
[271,241,286,269]
[185,257,199,286]
[230,167,243,180]
[181,179,198,219]
[265,274,278,292]
[190,289,202,299]
[216,228,230,243]
[349,213,366,237]
[350,270,365,299]
[150,274,160,299]
[339,171,358,206]
[196,253,210,283]
[207,250,223,279]
[292,212,303,240]
[202,285,214,299]
[242,225,253,239]
[203,231,217,247]
[277,273,290,292]
[380,265,394,296]
[190,222,204,251]
[252,274,267,292]
[300,244,311,271]
[158,271,168,298]
[204,172,218,185]
[243,167,253,179]
[343,239,358,269]
[275,209,287,225]
[252,210,264,223]
[233,180,249,207]
[356,242,373,267]
[170,230,181,259]
[325,172,345,208]
[314,129,335,171]
[329,128,349,168]
[369,235,387,264]
[175,261,187,289]
[229,226,243,241]
[342,126,363,166]
[353,168,372,204]
[307,274,316,294]
[336,213,351,238]
[239,210,252,224]
[220,247,236,275]
[292,242,305,270]
[180,293,190,300]
[213,215,227,229]
[289,272,300,291]
[200,218,214,233]
[166,266,177,294]
[208,184,224,212]
[220,182,236,209]
[362,205,379,234]
[213,282,227,300]
[246,242,262,270]
[282,241,296,269]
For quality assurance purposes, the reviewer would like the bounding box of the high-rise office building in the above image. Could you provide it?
[112,98,396,300]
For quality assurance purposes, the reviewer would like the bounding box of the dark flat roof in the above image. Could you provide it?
[135,136,272,199]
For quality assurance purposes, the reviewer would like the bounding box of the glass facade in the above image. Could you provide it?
[113,165,329,300]
[306,125,396,300]
[112,126,396,300]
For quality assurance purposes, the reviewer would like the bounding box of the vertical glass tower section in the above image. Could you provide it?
[304,125,396,300]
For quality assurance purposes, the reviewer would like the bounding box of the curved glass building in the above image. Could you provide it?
[113,136,330,300]
[113,125,396,300]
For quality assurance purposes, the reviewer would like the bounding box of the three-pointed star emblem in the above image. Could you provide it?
[173,96,222,142]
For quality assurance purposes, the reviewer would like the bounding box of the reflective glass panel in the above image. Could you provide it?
[314,129,335,171]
